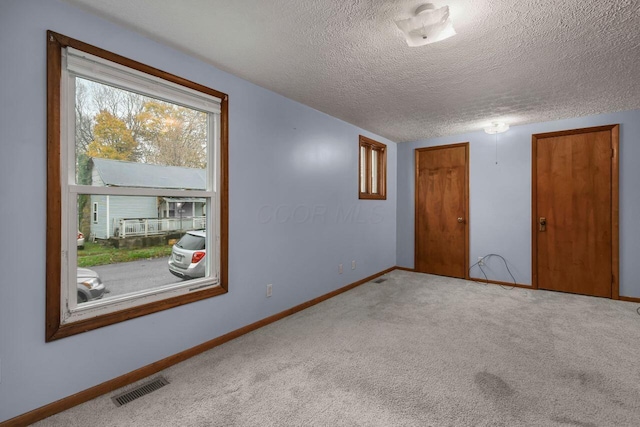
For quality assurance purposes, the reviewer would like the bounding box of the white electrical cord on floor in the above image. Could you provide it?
[468,253,517,290]
[469,255,640,317]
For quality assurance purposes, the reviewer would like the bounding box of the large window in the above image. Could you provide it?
[46,31,228,340]
[359,135,387,199]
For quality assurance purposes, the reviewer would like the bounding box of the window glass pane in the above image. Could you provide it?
[76,194,209,305]
[360,146,367,193]
[75,78,207,189]
[47,33,227,339]
[175,232,206,250]
[371,149,378,194]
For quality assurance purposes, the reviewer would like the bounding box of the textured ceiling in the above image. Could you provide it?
[62,0,640,142]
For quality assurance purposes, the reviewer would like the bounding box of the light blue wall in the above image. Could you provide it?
[397,110,640,298]
[0,0,396,421]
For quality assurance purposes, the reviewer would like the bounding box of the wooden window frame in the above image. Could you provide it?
[46,31,229,341]
[358,135,387,200]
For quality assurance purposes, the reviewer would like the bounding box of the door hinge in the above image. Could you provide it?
[611,148,615,158]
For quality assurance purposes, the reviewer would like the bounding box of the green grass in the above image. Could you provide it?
[78,241,172,268]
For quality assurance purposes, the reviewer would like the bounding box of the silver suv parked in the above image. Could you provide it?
[77,268,106,303]
[168,230,206,279]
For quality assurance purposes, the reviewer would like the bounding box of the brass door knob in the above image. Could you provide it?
[457,217,464,223]
[539,217,546,231]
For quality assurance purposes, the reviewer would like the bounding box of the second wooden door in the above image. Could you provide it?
[533,125,619,298]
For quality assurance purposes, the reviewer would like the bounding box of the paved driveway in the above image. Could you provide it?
[93,256,180,297]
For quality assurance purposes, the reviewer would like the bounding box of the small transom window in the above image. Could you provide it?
[359,135,387,200]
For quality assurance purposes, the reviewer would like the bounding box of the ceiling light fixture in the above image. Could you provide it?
[484,122,510,134]
[483,122,510,165]
[395,3,456,47]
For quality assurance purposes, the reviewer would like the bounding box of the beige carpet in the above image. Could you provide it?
[36,270,640,426]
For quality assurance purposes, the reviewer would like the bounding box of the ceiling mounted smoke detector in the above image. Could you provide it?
[395,3,456,47]
[484,122,510,134]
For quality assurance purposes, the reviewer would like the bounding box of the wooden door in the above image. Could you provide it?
[415,143,469,278]
[533,125,619,298]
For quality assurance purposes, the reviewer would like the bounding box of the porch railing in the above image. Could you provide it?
[117,216,206,238]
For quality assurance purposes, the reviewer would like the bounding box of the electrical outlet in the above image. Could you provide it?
[266,284,272,297]
[339,264,343,274]
[478,257,484,266]
[352,260,356,270]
